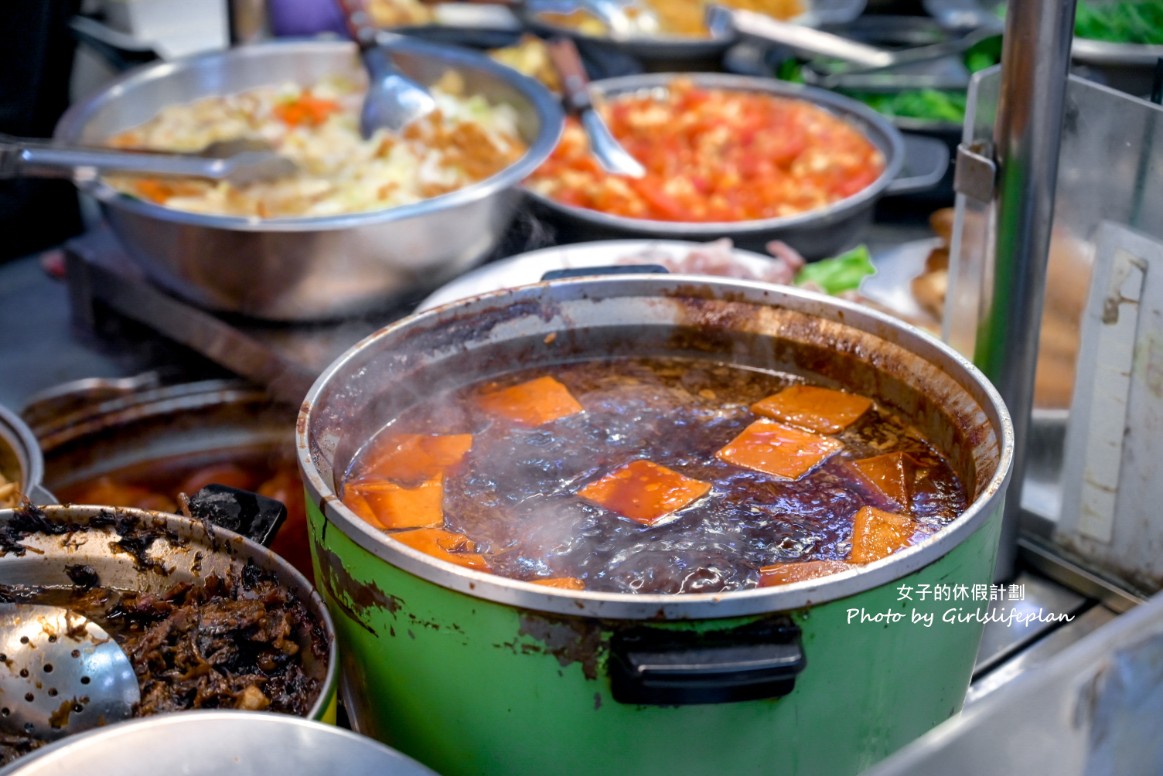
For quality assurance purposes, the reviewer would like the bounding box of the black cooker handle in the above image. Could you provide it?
[186,484,287,548]
[541,264,670,281]
[609,616,805,705]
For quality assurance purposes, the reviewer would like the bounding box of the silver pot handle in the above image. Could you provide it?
[885,133,952,196]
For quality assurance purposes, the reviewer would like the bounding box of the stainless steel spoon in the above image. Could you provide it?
[546,37,646,178]
[0,135,297,186]
[337,0,438,137]
[0,603,140,742]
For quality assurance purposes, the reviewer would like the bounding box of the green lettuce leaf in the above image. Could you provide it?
[794,245,876,295]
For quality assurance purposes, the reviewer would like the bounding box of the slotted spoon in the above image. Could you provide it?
[0,603,140,742]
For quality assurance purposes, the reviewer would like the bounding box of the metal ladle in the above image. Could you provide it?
[0,135,298,186]
[0,603,140,741]
[546,37,646,178]
[336,0,437,137]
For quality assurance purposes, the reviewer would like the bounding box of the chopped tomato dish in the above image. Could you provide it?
[527,79,886,223]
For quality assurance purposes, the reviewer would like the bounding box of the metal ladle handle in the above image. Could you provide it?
[0,133,295,185]
[546,37,646,178]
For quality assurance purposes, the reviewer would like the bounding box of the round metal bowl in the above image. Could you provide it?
[54,38,564,322]
[519,0,866,66]
[0,504,339,721]
[0,712,435,776]
[523,72,906,258]
[0,403,48,505]
[22,376,312,578]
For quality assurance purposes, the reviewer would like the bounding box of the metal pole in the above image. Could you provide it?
[977,0,1077,580]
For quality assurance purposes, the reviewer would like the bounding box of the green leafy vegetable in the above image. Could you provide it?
[848,89,968,123]
[1074,0,1163,44]
[795,245,876,295]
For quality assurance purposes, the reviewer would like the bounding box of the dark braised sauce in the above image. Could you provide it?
[0,563,327,765]
[344,357,967,594]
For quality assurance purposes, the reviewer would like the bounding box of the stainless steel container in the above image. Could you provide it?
[0,712,436,775]
[53,39,563,321]
[0,504,339,724]
[524,73,909,258]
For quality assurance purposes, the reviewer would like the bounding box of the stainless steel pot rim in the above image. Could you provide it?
[522,72,906,237]
[0,711,435,776]
[0,504,339,719]
[299,274,1014,620]
[54,38,564,234]
[0,402,45,497]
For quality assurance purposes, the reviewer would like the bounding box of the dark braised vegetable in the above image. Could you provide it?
[0,559,327,765]
[341,357,967,594]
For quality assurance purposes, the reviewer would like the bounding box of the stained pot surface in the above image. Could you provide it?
[299,276,1013,619]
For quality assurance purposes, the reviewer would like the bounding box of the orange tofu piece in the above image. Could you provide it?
[758,559,852,587]
[578,459,711,526]
[850,452,915,510]
[353,433,473,485]
[475,376,584,426]
[391,527,489,571]
[716,419,844,480]
[751,385,873,434]
[848,505,914,564]
[531,577,586,590]
[346,476,444,530]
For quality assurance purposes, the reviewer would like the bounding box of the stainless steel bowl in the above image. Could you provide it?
[0,712,434,776]
[519,0,866,66]
[524,72,907,258]
[54,39,563,322]
[0,504,339,721]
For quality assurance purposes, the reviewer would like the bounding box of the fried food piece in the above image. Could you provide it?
[717,419,844,480]
[758,559,851,586]
[751,385,872,434]
[392,527,489,571]
[476,376,584,426]
[351,433,473,486]
[579,460,711,525]
[530,577,587,590]
[848,451,917,511]
[847,505,914,563]
[345,476,444,530]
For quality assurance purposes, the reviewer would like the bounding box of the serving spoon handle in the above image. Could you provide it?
[335,0,438,137]
[0,134,297,185]
[546,37,646,178]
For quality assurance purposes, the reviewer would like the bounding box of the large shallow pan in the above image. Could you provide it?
[524,72,930,257]
[54,38,563,321]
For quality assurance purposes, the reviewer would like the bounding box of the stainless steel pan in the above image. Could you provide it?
[524,72,938,258]
[54,38,563,322]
